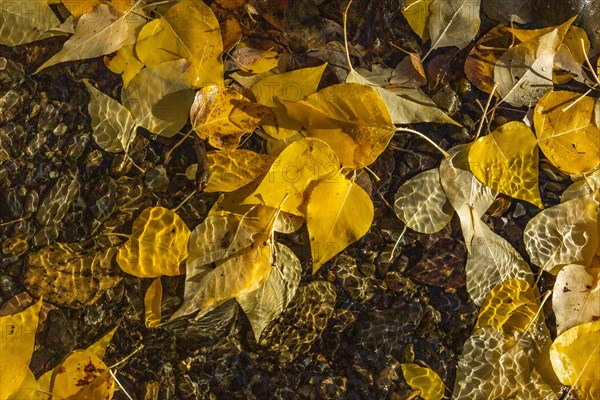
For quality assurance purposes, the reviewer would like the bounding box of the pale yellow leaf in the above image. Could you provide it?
[428,0,481,51]
[144,278,162,328]
[0,0,61,46]
[105,44,144,88]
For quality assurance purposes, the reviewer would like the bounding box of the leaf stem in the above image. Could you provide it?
[395,127,449,158]
[108,344,145,370]
[165,128,195,163]
[342,0,354,72]
[474,82,498,141]
[581,38,600,86]
[172,190,196,213]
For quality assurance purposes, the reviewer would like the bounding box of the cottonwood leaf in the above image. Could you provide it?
[104,44,144,87]
[550,320,600,400]
[7,368,37,400]
[144,278,162,328]
[553,26,590,84]
[85,81,136,153]
[428,0,481,51]
[173,243,273,320]
[282,83,396,169]
[307,177,373,273]
[243,138,340,216]
[467,217,532,305]
[475,278,539,334]
[121,59,195,137]
[552,264,600,335]
[51,350,113,400]
[394,169,454,234]
[534,90,600,174]
[0,300,42,399]
[464,24,512,93]
[561,170,600,202]
[35,4,144,72]
[251,64,326,139]
[524,191,599,274]
[116,206,191,278]
[400,363,444,400]
[469,121,542,207]
[237,243,301,341]
[190,85,272,149]
[346,67,460,126]
[134,0,223,88]
[205,149,276,193]
[401,0,434,41]
[230,47,279,73]
[0,0,61,46]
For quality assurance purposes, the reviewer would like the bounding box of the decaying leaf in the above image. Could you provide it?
[205,149,275,192]
[550,320,600,400]
[237,243,301,341]
[534,90,600,174]
[51,350,113,400]
[117,206,191,278]
[390,52,427,88]
[0,0,61,46]
[0,300,42,399]
[394,169,454,234]
[464,24,512,93]
[400,363,444,400]
[145,278,163,328]
[428,0,481,52]
[468,121,542,207]
[553,264,600,335]
[190,85,271,149]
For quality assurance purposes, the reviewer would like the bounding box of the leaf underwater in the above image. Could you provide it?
[204,149,276,193]
[0,0,61,46]
[145,278,163,328]
[400,363,444,400]
[105,44,144,87]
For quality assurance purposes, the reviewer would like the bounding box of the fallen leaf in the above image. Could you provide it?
[561,170,600,202]
[116,206,191,278]
[51,350,113,399]
[251,64,326,139]
[390,52,427,88]
[58,0,132,17]
[205,149,275,193]
[464,24,512,93]
[190,85,272,149]
[86,327,118,360]
[469,121,542,207]
[534,90,600,174]
[408,237,467,289]
[401,0,433,41]
[220,16,242,52]
[0,300,42,399]
[400,363,444,400]
[550,320,600,400]
[230,47,279,73]
[0,0,61,46]
[144,278,163,328]
[394,169,454,234]
[104,44,144,87]
[428,0,481,52]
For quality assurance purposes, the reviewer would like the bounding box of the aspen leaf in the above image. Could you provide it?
[400,363,444,400]
[243,138,340,216]
[464,24,512,93]
[475,278,539,334]
[553,26,590,83]
[0,0,61,46]
[307,177,373,273]
[469,121,542,207]
[553,264,600,335]
[561,170,600,202]
[116,206,191,278]
[237,243,301,341]
[428,0,481,51]
[85,81,136,153]
[7,368,38,400]
[282,83,396,169]
[401,0,434,41]
[534,90,600,174]
[144,278,162,328]
[550,320,600,400]
[205,149,275,192]
[51,350,113,400]
[35,4,144,72]
[104,44,144,87]
[524,192,599,274]
[394,169,454,234]
[251,64,326,139]
[231,47,279,73]
[0,300,42,399]
[58,0,132,17]
[190,85,272,149]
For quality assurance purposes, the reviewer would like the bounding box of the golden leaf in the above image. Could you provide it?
[205,149,275,192]
[104,44,143,88]
[51,351,113,400]
[400,363,444,400]
[144,278,163,328]
[401,0,434,41]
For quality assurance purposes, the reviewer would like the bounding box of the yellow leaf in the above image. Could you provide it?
[282,83,396,169]
[307,177,373,273]
[133,0,223,87]
[117,206,191,278]
[400,363,444,400]
[553,26,590,84]
[534,90,600,174]
[251,64,326,139]
[144,278,162,328]
[475,278,539,334]
[205,149,275,192]
[190,85,272,149]
[0,0,61,46]
[243,138,340,217]
[86,327,118,360]
[401,0,433,41]
[550,320,600,400]
[59,0,132,17]
[0,300,42,399]
[469,121,542,207]
[104,44,144,87]
[51,350,113,400]
[232,47,279,73]
[7,368,37,400]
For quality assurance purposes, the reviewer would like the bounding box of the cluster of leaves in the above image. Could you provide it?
[1,0,599,398]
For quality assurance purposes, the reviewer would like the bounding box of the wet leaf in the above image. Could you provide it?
[553,264,600,335]
[282,83,396,169]
[469,121,542,207]
[400,363,444,400]
[57,0,132,17]
[237,243,301,341]
[190,85,272,149]
[251,64,326,139]
[428,0,481,51]
[524,191,599,274]
[85,81,136,153]
[0,0,61,46]
[476,278,539,334]
[561,170,600,202]
[117,206,191,278]
[464,24,512,93]
[231,47,279,73]
[144,278,162,328]
[0,300,42,398]
[205,149,275,192]
[51,350,113,399]
[394,169,454,234]
[534,90,600,174]
[307,177,373,273]
[401,0,434,41]
[550,320,600,400]
[104,44,144,87]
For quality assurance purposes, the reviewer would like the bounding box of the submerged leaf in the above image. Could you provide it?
[145,278,163,328]
[51,350,113,399]
[0,0,61,46]
[105,44,144,87]
[400,363,444,400]
[205,149,275,193]
[428,0,481,51]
